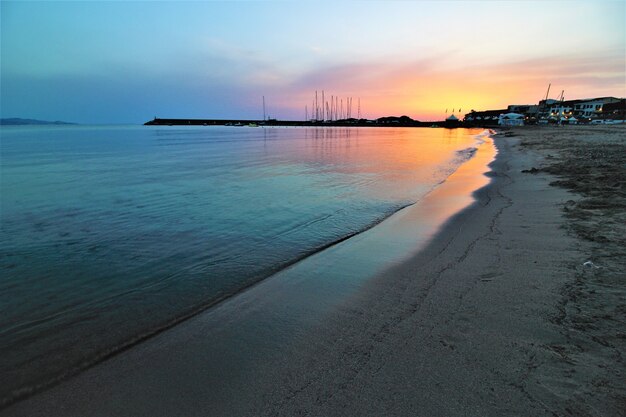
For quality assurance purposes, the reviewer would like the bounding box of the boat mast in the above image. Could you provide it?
[315,91,318,121]
[262,96,266,121]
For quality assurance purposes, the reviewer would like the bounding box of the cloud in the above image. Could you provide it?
[2,40,622,124]
[268,48,625,120]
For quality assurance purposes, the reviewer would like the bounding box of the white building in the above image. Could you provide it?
[573,97,620,119]
[547,100,579,120]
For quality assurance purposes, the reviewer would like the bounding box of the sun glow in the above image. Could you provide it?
[1,1,623,123]
[279,50,625,121]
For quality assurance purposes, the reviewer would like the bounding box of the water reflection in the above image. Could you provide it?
[0,125,484,405]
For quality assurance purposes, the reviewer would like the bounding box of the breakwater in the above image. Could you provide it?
[144,117,469,128]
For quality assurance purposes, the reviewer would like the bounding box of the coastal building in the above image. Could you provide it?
[506,104,539,123]
[444,113,460,127]
[507,104,538,114]
[536,99,560,123]
[465,96,623,126]
[463,109,507,126]
[589,99,626,123]
[498,113,525,126]
[572,97,621,120]
[547,99,581,122]
[601,99,626,119]
[539,97,621,123]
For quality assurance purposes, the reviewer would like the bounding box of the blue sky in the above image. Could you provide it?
[2,1,624,123]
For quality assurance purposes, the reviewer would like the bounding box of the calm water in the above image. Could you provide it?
[0,125,483,403]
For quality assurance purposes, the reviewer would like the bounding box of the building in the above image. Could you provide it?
[444,113,460,127]
[602,99,626,118]
[546,99,581,122]
[498,113,525,126]
[463,109,507,126]
[593,99,626,123]
[507,104,537,114]
[465,96,624,126]
[572,97,621,121]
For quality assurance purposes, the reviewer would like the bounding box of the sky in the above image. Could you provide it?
[1,0,625,124]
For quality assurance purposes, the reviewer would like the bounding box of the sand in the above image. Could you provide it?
[248,126,625,417]
[2,126,624,416]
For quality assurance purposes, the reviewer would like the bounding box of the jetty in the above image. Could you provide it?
[143,117,463,128]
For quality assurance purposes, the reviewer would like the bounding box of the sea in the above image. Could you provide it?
[0,125,486,405]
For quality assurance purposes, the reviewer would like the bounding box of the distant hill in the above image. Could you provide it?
[375,115,419,125]
[0,118,77,125]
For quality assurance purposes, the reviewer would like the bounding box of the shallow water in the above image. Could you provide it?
[0,125,483,403]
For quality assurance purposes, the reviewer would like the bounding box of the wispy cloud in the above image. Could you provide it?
[264,49,625,120]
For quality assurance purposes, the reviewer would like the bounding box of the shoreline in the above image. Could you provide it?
[244,127,625,416]
[0,128,487,409]
[2,131,497,415]
[4,126,624,416]
[247,126,625,416]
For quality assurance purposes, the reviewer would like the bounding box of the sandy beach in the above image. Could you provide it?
[248,125,626,416]
[3,126,625,417]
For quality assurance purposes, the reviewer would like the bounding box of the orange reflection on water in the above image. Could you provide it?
[391,133,496,243]
[279,130,498,284]
[282,127,487,202]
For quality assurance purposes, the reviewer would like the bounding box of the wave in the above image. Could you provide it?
[454,146,478,163]
[1,126,495,409]
[0,200,412,409]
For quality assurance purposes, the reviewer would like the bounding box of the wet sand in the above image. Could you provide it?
[248,126,626,416]
[3,126,625,416]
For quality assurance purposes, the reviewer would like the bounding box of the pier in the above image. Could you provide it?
[144,117,466,128]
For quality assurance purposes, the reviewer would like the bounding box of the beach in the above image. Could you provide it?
[3,125,625,417]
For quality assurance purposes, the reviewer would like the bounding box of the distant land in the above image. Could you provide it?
[0,118,77,126]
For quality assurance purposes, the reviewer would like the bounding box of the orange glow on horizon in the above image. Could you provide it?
[279,53,625,121]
